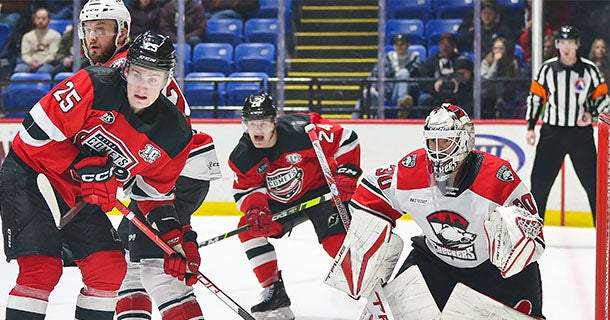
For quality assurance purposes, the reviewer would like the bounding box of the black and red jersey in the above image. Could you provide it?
[229,113,360,213]
[11,66,192,215]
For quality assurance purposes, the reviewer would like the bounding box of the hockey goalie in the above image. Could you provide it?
[324,104,546,320]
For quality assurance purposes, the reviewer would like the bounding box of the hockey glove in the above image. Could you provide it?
[160,224,201,286]
[72,153,118,212]
[334,164,362,203]
[245,207,283,238]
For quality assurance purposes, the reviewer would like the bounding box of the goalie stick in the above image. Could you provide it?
[36,173,86,229]
[113,200,256,320]
[305,124,396,320]
[198,192,332,247]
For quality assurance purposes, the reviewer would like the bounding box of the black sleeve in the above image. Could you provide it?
[174,176,210,225]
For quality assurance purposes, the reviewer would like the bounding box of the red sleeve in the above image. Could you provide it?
[229,158,269,214]
[309,113,361,171]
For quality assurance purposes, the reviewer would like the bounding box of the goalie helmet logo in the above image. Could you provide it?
[496,165,515,182]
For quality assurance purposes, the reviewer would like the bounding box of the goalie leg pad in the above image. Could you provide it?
[442,283,541,320]
[324,208,404,299]
[381,266,441,320]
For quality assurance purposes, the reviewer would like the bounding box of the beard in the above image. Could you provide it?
[88,44,117,65]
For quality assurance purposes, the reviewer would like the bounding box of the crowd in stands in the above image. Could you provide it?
[0,0,609,120]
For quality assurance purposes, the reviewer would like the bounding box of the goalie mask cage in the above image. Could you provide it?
[597,111,610,320]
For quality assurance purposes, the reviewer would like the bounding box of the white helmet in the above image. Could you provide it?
[79,0,131,40]
[423,103,475,182]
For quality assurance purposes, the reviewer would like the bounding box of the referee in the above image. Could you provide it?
[525,25,609,224]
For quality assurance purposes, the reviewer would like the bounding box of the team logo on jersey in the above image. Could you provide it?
[285,153,302,165]
[139,144,161,163]
[266,166,304,202]
[574,79,586,92]
[257,162,268,174]
[496,165,515,182]
[401,154,417,168]
[328,212,339,228]
[100,112,115,124]
[75,125,137,181]
[108,57,126,69]
[427,210,477,261]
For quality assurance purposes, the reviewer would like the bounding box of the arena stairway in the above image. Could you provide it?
[285,0,378,118]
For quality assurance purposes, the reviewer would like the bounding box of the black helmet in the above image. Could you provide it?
[242,93,277,120]
[127,31,176,72]
[557,25,580,41]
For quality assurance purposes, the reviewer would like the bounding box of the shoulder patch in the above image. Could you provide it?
[257,162,268,174]
[401,154,417,168]
[496,164,515,182]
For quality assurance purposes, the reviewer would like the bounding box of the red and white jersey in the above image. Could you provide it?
[11,66,192,215]
[107,46,221,182]
[229,113,361,213]
[352,149,541,269]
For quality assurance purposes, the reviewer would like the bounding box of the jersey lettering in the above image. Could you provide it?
[375,165,395,190]
[52,81,82,112]
[512,194,537,215]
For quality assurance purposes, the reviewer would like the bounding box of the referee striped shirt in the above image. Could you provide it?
[526,56,609,130]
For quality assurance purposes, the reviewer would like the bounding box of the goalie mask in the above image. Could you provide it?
[423,103,475,184]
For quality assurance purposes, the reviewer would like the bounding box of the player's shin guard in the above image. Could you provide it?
[139,258,204,320]
[116,254,153,320]
[6,255,62,320]
[240,236,279,287]
[75,250,127,320]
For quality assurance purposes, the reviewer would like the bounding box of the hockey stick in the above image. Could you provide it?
[198,192,333,248]
[36,173,86,229]
[113,200,255,320]
[305,124,396,320]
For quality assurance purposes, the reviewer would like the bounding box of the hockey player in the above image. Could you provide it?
[78,1,221,319]
[0,31,197,320]
[325,103,545,319]
[229,93,362,320]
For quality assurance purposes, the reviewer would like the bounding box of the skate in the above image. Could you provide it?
[251,274,295,320]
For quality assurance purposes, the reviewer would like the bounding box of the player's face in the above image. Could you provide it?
[82,20,118,64]
[243,118,277,148]
[125,65,168,113]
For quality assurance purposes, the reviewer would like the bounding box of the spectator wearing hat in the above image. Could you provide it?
[352,33,422,118]
[416,33,470,117]
[457,0,515,58]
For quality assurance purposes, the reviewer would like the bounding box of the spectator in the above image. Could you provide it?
[481,37,521,119]
[518,0,553,65]
[201,0,258,20]
[14,7,61,74]
[543,34,558,61]
[51,25,76,76]
[589,38,610,82]
[127,0,161,38]
[525,26,609,223]
[353,33,422,119]
[0,2,32,63]
[158,0,206,48]
[442,56,474,115]
[457,0,514,58]
[32,0,73,20]
[417,33,469,116]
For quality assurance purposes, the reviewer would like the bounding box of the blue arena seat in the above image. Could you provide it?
[3,73,52,118]
[234,43,275,76]
[388,0,432,21]
[434,0,473,19]
[425,19,462,47]
[244,18,278,46]
[226,72,268,107]
[192,42,234,76]
[205,19,243,46]
[385,19,425,46]
[48,19,73,34]
[53,72,74,85]
[173,43,193,75]
[0,23,11,58]
[184,72,230,118]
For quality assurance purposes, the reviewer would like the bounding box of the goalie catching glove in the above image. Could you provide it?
[324,207,403,299]
[148,206,201,286]
[484,205,544,278]
[71,153,118,212]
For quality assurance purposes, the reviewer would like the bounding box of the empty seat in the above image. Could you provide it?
[226,72,268,107]
[205,19,243,46]
[388,0,432,21]
[48,19,73,34]
[385,19,425,46]
[192,43,233,76]
[244,18,278,46]
[173,43,193,75]
[3,73,52,118]
[184,72,230,118]
[234,43,275,76]
[434,0,473,19]
[53,72,74,85]
[425,19,462,47]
